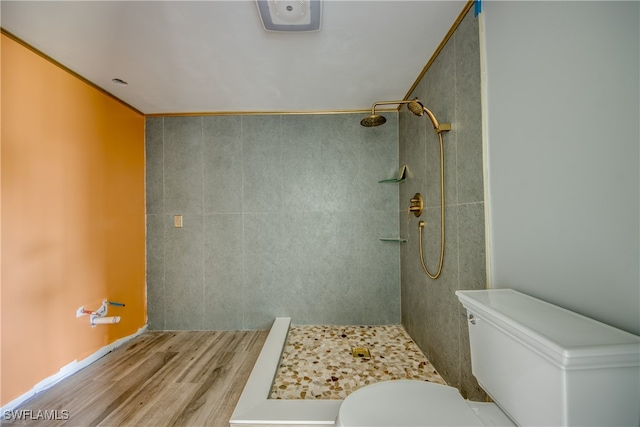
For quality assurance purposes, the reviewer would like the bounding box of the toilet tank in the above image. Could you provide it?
[456,289,640,427]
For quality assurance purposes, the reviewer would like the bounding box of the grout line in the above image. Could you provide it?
[420,200,484,209]
[456,200,485,206]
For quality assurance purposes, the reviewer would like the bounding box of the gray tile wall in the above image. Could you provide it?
[399,10,487,400]
[146,113,401,330]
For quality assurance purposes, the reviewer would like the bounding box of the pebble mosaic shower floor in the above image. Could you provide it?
[269,325,446,400]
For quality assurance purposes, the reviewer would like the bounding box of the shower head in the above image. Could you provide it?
[360,99,408,127]
[360,114,387,127]
[407,99,425,117]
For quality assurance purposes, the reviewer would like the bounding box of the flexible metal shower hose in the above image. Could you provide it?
[419,132,445,279]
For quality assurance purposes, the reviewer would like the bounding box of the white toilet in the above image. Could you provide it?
[336,289,640,426]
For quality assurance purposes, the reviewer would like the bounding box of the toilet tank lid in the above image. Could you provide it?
[456,289,640,369]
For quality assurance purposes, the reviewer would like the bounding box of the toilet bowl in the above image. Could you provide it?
[335,289,640,427]
[335,380,514,427]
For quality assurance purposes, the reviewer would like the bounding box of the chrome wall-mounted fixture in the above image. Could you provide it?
[361,98,450,280]
[256,0,322,32]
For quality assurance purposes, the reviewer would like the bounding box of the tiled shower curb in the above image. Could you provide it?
[230,318,341,427]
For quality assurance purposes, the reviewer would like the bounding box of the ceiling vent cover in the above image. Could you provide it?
[256,0,322,32]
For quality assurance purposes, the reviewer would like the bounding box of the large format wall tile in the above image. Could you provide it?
[164,116,204,214]
[242,212,287,329]
[457,203,486,290]
[455,12,483,204]
[204,213,244,329]
[416,38,458,209]
[203,116,243,213]
[164,214,204,330]
[242,115,283,213]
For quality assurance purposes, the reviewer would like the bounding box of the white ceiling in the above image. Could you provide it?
[1,1,468,115]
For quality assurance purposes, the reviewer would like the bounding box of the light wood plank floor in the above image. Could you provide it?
[3,330,268,427]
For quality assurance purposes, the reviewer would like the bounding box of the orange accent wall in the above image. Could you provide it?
[1,33,146,406]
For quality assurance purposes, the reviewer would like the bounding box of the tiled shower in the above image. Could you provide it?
[146,7,484,401]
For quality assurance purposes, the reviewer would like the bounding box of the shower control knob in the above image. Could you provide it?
[407,193,423,221]
[407,206,419,221]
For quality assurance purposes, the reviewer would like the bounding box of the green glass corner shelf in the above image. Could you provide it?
[379,238,407,242]
[377,177,406,183]
[378,165,407,184]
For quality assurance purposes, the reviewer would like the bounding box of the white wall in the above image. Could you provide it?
[481,1,640,335]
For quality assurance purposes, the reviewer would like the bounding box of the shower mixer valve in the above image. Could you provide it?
[407,193,423,220]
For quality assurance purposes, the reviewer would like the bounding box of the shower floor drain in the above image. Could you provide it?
[351,346,371,358]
